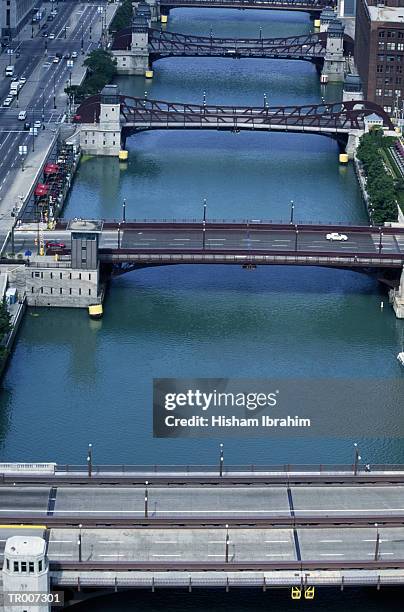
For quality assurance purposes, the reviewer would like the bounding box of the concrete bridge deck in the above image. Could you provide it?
[159,0,335,13]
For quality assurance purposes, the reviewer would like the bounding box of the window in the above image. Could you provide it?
[385,89,393,96]
[14,561,19,572]
[31,287,34,293]
[376,88,383,96]
[89,273,91,280]
[379,41,385,49]
[84,140,88,145]
[6,559,9,569]
[388,31,396,38]
[59,288,62,294]
[396,77,402,84]
[69,288,72,295]
[387,42,396,50]
[21,562,27,572]
[40,287,43,294]
[50,272,53,279]
[377,65,384,73]
[34,272,40,278]
[50,287,53,295]
[398,43,404,51]
[88,289,91,296]
[387,55,395,62]
[69,273,72,280]
[29,562,34,573]
[79,273,81,280]
[377,54,384,61]
[60,272,63,279]
[79,288,82,296]
[38,560,42,572]
[379,31,385,38]
[384,105,392,112]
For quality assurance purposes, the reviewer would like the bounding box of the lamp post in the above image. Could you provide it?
[203,91,206,111]
[219,443,224,477]
[353,443,361,476]
[202,198,207,250]
[87,443,93,478]
[78,524,82,562]
[225,524,229,563]
[294,227,299,251]
[122,198,126,223]
[378,228,383,254]
[290,200,294,224]
[374,523,380,561]
[145,481,149,518]
[53,73,56,109]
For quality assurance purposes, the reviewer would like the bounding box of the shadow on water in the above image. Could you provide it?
[72,587,404,611]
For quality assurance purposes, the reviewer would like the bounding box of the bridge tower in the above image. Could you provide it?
[113,14,150,76]
[319,7,337,32]
[79,85,122,156]
[322,19,345,82]
[2,536,50,612]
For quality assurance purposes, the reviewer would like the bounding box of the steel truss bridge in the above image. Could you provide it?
[159,0,336,14]
[75,97,394,139]
[112,28,329,62]
[47,221,404,273]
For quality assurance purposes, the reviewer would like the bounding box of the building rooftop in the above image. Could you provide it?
[5,536,46,558]
[368,4,404,23]
[67,219,104,232]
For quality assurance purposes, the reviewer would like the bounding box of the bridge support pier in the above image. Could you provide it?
[2,536,50,611]
[113,14,151,76]
[391,266,404,318]
[346,130,361,159]
[79,85,122,156]
[321,19,345,83]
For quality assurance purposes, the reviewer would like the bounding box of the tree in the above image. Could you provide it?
[0,299,11,361]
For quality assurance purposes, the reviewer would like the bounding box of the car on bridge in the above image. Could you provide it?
[326,232,348,241]
[45,241,67,255]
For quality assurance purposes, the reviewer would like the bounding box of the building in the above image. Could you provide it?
[355,0,404,116]
[1,0,39,40]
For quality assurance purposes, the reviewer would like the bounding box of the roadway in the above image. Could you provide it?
[11,226,404,257]
[2,485,404,521]
[0,1,108,201]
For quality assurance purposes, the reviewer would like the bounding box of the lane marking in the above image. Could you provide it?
[319,539,343,543]
[152,554,182,557]
[319,553,344,556]
[99,553,125,557]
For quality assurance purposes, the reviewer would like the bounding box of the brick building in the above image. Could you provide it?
[355,0,404,115]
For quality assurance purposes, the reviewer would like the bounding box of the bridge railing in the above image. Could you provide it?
[52,463,404,474]
[57,218,387,227]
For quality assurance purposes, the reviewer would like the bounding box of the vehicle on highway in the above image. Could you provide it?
[42,32,48,37]
[52,56,59,63]
[18,111,27,121]
[5,65,14,77]
[63,52,70,59]
[24,121,31,131]
[325,232,348,242]
[2,97,12,107]
[33,120,42,129]
[48,33,55,39]
[71,51,78,58]
[10,81,21,96]
[19,77,26,86]
[47,14,54,21]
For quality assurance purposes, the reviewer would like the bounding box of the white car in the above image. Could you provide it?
[19,77,26,86]
[18,110,27,121]
[34,120,41,129]
[2,97,12,107]
[326,232,348,242]
[48,33,55,39]
[52,56,59,64]
[71,51,78,59]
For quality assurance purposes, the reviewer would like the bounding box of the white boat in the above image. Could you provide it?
[397,352,404,366]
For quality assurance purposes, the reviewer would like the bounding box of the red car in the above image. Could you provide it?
[45,241,66,254]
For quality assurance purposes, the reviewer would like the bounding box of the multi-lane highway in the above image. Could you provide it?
[0,1,108,200]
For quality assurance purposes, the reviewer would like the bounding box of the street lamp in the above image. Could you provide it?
[290,200,294,224]
[219,443,224,477]
[78,524,82,562]
[202,198,207,250]
[122,198,126,223]
[145,481,149,518]
[353,443,361,476]
[225,524,229,563]
[378,228,383,254]
[374,523,380,561]
[87,443,93,478]
[294,227,299,251]
[53,74,56,109]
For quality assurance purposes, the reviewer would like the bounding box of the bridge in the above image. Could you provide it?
[1,463,404,604]
[112,27,328,62]
[73,87,395,158]
[158,0,336,14]
[111,10,347,80]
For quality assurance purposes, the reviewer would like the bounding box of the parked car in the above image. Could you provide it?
[2,97,12,107]
[71,51,78,58]
[325,232,348,242]
[52,56,59,63]
[33,120,41,129]
[48,33,55,39]
[19,77,26,86]
[18,110,27,121]
[45,241,66,254]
